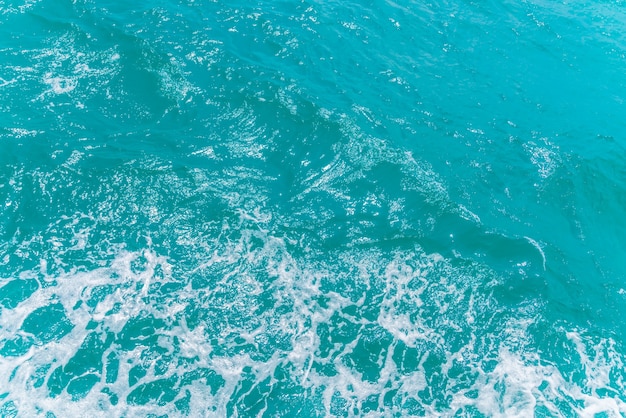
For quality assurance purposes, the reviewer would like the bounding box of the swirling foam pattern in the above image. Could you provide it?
[1,0,626,416]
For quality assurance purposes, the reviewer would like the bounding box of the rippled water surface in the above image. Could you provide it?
[1,0,626,416]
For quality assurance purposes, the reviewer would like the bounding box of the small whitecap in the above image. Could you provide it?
[43,74,76,94]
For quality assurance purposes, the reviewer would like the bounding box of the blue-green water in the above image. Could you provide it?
[1,0,626,416]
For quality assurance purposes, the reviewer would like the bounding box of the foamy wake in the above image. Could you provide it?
[1,225,624,417]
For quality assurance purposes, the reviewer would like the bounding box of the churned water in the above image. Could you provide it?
[1,0,626,416]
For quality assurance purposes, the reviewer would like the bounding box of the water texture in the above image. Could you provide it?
[1,0,626,416]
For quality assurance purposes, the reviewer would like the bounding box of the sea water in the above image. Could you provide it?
[1,0,626,416]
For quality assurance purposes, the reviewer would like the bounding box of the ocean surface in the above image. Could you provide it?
[1,0,626,416]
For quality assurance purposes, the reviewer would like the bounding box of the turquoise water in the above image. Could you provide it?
[1,0,626,416]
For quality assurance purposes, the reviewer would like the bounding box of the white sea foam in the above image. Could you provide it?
[7,128,42,138]
[1,221,626,417]
[0,0,39,15]
[524,236,547,270]
[43,74,77,94]
[0,77,17,87]
[4,32,121,113]
[524,137,561,181]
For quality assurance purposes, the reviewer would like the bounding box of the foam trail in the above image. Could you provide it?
[525,236,546,270]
